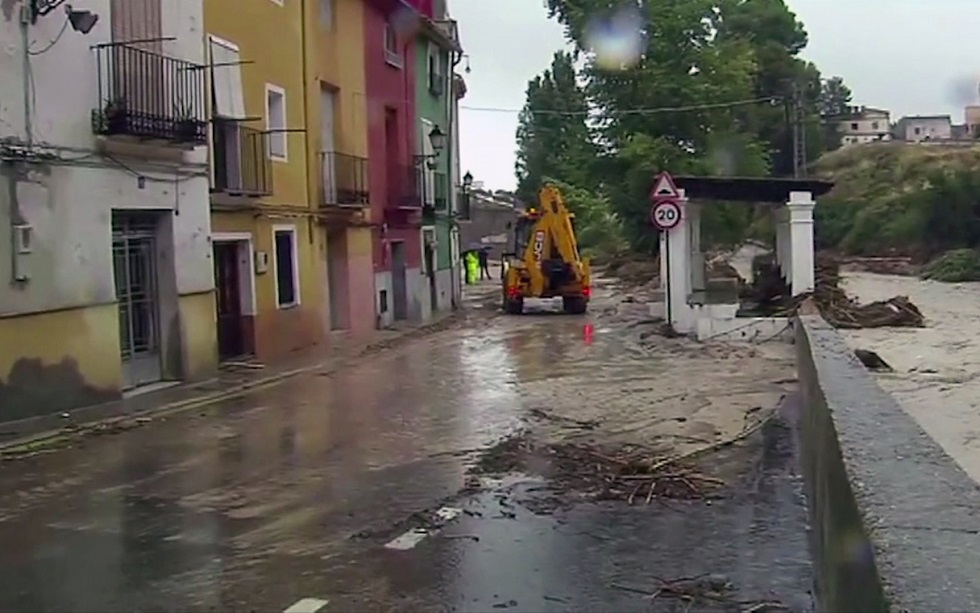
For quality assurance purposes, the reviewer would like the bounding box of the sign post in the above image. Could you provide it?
[650,171,681,326]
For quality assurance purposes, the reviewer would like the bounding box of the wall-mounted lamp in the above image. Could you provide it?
[29,1,98,35]
[67,7,98,34]
[414,125,447,169]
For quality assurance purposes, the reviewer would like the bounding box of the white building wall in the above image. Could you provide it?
[0,0,212,317]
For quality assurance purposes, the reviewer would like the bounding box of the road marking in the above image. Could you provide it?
[383,506,463,551]
[284,598,328,613]
[385,527,430,550]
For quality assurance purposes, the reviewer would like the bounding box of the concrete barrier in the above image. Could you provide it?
[796,315,980,611]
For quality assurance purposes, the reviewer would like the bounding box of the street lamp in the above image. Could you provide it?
[30,1,99,33]
[414,125,447,169]
[462,171,473,189]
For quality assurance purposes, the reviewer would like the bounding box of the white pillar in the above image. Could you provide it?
[688,201,705,292]
[774,205,789,281]
[787,191,815,295]
[659,191,693,333]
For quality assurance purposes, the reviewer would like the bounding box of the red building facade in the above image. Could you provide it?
[364,0,426,326]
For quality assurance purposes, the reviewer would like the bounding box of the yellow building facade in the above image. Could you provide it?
[306,0,376,335]
[204,0,326,361]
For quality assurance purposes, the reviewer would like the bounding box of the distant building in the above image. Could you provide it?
[965,105,980,138]
[893,115,953,142]
[833,106,892,146]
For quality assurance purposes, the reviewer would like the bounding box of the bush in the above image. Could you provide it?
[921,249,980,282]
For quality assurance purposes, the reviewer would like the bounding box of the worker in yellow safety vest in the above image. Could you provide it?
[464,250,479,284]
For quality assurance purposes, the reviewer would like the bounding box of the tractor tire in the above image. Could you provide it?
[562,296,587,314]
[504,297,524,315]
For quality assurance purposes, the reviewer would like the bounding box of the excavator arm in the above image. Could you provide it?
[520,184,588,297]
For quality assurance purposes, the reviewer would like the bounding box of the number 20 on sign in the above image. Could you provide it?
[650,200,681,231]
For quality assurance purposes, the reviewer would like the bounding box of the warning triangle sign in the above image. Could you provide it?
[650,172,679,201]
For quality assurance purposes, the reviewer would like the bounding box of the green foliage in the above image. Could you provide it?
[922,249,980,282]
[515,0,852,255]
[515,51,596,203]
[812,144,980,258]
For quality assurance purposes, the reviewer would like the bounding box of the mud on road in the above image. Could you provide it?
[0,274,813,613]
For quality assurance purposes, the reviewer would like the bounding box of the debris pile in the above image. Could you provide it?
[469,411,778,506]
[612,575,790,612]
[800,255,925,329]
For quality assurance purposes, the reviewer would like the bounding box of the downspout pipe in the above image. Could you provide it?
[447,27,462,308]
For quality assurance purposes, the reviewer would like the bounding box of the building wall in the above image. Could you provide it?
[896,117,953,142]
[204,0,323,359]
[415,32,453,272]
[966,106,980,138]
[365,1,424,323]
[459,198,518,260]
[308,0,376,335]
[0,0,216,417]
[836,112,891,147]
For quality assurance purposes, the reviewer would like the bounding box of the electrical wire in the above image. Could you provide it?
[459,96,782,116]
[28,17,69,56]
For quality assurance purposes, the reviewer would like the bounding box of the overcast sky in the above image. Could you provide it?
[451,0,980,191]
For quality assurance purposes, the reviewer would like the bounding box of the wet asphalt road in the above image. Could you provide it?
[0,284,815,612]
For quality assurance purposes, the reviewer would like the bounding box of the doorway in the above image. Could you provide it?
[212,235,256,360]
[326,229,349,330]
[112,211,163,389]
[391,240,408,321]
[423,228,437,313]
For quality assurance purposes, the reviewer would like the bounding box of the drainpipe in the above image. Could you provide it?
[19,5,33,146]
[300,0,314,246]
[446,29,462,309]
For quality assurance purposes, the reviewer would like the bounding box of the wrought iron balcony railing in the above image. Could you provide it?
[213,121,273,196]
[390,165,424,209]
[320,152,370,207]
[91,42,207,145]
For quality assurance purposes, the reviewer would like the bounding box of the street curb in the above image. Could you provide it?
[0,310,468,458]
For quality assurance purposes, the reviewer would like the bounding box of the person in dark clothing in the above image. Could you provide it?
[478,248,491,280]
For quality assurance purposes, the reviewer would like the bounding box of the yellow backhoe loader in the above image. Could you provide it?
[501,183,591,314]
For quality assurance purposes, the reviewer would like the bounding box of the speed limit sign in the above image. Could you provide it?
[650,200,681,231]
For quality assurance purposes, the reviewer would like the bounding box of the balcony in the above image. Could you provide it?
[212,121,272,197]
[320,152,369,208]
[91,42,207,146]
[389,165,424,210]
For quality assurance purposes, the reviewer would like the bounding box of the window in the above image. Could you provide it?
[871,121,879,130]
[914,126,921,135]
[266,84,287,160]
[850,122,858,131]
[209,36,246,119]
[384,21,401,67]
[427,44,444,95]
[273,226,300,308]
[319,0,332,27]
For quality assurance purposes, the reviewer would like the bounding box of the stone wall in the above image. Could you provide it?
[795,315,980,611]
[459,195,518,260]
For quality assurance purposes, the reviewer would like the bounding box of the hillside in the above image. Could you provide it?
[810,143,980,258]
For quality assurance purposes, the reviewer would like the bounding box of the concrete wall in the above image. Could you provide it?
[895,116,953,141]
[364,2,420,277]
[204,0,326,360]
[0,0,216,418]
[796,314,980,611]
[459,196,518,259]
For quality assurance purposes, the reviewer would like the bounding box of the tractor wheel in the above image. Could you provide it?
[504,297,524,315]
[562,296,588,314]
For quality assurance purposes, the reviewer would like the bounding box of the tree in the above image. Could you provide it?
[535,0,854,252]
[819,76,853,118]
[514,51,596,203]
